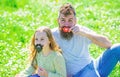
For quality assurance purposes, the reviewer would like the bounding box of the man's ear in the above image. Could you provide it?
[57,18,59,23]
[75,17,77,24]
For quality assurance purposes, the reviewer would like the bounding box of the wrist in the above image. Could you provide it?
[44,74,48,77]
[45,71,48,77]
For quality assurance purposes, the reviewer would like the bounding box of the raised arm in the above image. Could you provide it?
[71,25,112,48]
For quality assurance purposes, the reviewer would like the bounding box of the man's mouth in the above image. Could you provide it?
[61,26,71,33]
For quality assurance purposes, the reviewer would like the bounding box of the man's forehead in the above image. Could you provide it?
[59,14,75,19]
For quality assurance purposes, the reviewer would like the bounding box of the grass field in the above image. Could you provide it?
[0,0,120,77]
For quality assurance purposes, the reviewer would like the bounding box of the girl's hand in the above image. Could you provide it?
[15,74,20,77]
[37,67,48,77]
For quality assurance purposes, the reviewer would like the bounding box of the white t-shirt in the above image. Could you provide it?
[52,25,93,76]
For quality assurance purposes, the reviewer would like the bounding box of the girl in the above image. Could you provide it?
[16,26,66,77]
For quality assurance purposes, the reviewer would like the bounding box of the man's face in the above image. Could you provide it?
[58,14,76,28]
[58,14,76,40]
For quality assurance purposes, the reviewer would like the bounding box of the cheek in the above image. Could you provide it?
[42,39,48,44]
[43,41,50,47]
[59,22,63,26]
[35,41,38,45]
[59,22,65,28]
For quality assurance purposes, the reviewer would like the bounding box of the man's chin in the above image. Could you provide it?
[60,30,73,40]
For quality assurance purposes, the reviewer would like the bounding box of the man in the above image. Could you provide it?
[52,3,120,77]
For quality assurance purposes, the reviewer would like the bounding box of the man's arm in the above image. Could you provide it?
[71,25,112,48]
[84,33,112,48]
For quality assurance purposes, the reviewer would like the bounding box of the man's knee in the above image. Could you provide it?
[110,43,120,55]
[110,43,120,50]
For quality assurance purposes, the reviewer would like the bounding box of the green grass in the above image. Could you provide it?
[0,0,120,77]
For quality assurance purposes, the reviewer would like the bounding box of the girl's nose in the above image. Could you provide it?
[36,40,42,44]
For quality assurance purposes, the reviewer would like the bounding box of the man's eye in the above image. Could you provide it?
[69,20,73,22]
[35,38,38,40]
[61,19,65,21]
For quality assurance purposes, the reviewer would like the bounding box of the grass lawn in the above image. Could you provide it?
[0,0,120,77]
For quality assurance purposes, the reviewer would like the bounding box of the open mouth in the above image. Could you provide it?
[62,26,71,33]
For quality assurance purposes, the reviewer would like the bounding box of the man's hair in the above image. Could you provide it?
[59,3,76,16]
[60,30,73,40]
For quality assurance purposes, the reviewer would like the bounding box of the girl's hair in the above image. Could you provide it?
[29,26,60,69]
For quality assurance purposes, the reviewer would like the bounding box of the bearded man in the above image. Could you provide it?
[52,3,120,77]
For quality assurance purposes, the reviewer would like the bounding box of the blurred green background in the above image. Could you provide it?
[0,0,120,77]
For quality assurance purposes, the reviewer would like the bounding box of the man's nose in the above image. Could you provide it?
[64,22,69,26]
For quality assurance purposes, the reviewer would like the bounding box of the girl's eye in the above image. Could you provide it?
[41,38,44,40]
[35,38,38,40]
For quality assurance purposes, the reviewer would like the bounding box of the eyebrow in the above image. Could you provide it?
[60,17,65,19]
[60,17,73,19]
[69,18,73,20]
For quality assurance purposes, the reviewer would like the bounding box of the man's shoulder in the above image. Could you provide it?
[52,27,59,35]
[76,24,89,29]
[76,24,95,33]
[52,27,58,31]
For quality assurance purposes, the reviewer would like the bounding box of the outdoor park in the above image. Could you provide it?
[0,0,120,77]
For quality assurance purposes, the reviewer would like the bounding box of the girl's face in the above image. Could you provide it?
[35,31,50,47]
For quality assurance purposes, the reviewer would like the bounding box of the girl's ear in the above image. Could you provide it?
[49,41,51,45]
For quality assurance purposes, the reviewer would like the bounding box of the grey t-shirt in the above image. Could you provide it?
[52,25,92,76]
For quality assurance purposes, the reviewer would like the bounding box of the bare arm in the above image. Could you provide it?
[84,33,112,48]
[71,25,112,48]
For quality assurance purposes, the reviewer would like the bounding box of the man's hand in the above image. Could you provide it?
[70,25,87,36]
[37,67,48,77]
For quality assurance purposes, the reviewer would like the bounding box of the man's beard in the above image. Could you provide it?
[60,30,73,40]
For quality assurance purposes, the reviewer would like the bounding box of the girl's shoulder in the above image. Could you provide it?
[52,51,65,63]
[51,51,63,59]
[52,51,62,56]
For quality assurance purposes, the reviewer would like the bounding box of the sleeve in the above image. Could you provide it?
[79,25,96,44]
[48,53,66,77]
[85,36,92,44]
